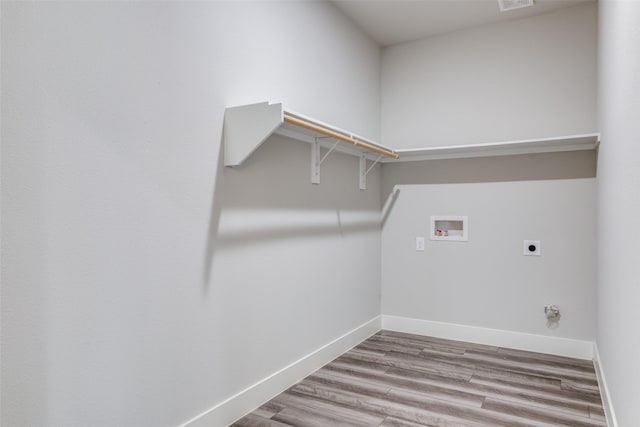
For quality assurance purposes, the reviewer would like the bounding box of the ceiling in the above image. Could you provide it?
[330,0,594,47]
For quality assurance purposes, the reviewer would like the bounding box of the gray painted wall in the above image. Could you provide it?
[381,178,596,340]
[597,0,640,424]
[0,2,381,425]
[381,150,597,198]
[378,3,598,345]
[381,2,597,148]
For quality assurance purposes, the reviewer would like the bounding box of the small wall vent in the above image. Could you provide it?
[498,0,534,12]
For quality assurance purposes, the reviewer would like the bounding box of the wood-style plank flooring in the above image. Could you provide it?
[232,330,606,427]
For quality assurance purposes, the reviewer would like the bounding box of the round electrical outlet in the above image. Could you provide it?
[524,240,541,256]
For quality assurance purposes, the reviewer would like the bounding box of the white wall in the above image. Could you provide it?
[381,178,597,341]
[597,0,640,424]
[0,2,381,426]
[381,150,597,197]
[381,2,597,148]
[378,1,599,347]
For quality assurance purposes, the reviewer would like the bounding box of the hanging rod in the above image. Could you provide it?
[283,113,400,159]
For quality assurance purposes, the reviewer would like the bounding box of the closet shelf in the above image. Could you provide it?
[223,101,599,189]
[223,102,398,167]
[381,133,599,162]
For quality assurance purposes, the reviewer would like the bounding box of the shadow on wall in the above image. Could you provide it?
[380,150,598,201]
[202,135,225,289]
[202,134,382,289]
[212,214,380,250]
[381,187,400,228]
[203,146,598,287]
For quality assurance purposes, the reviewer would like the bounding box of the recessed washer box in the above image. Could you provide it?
[430,216,468,241]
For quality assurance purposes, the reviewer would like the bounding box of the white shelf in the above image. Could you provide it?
[224,102,599,166]
[223,102,600,188]
[223,102,396,167]
[223,102,283,167]
[382,133,599,162]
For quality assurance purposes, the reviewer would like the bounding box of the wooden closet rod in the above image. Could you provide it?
[283,113,400,159]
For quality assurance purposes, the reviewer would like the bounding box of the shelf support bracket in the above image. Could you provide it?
[311,137,340,185]
[311,139,321,184]
[359,153,383,190]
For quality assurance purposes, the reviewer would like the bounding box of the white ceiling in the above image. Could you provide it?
[331,0,594,46]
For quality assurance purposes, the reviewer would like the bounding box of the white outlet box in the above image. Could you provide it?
[416,237,425,251]
[524,240,541,256]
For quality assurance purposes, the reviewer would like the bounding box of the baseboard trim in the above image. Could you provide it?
[382,315,594,360]
[593,343,618,427]
[180,315,382,427]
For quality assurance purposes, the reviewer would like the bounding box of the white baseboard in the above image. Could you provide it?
[593,343,618,427]
[180,315,381,427]
[382,315,594,360]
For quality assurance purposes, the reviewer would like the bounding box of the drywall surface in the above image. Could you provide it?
[381,2,597,148]
[597,0,640,424]
[381,179,597,341]
[380,150,597,198]
[0,2,381,426]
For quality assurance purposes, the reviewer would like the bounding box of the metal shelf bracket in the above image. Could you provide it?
[359,153,384,190]
[311,137,341,185]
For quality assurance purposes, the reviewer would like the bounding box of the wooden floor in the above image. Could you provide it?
[232,330,606,427]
